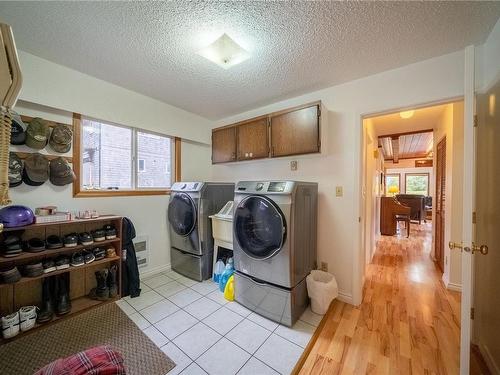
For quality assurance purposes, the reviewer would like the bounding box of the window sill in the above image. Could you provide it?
[73,189,171,198]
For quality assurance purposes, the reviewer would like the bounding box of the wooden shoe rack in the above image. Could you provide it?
[0,215,123,344]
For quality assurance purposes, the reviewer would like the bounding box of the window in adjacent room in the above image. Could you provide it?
[405,173,429,196]
[76,114,179,197]
[385,174,400,196]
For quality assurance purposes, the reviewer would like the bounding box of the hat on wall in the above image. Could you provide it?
[22,153,49,186]
[8,153,23,187]
[10,112,27,145]
[49,157,75,186]
[49,124,73,153]
[25,118,49,150]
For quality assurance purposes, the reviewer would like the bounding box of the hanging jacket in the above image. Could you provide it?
[121,217,141,298]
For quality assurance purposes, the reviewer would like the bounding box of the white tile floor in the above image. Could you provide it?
[117,270,323,375]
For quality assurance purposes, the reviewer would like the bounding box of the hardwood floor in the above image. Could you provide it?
[297,223,461,375]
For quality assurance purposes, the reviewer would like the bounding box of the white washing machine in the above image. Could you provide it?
[233,181,318,326]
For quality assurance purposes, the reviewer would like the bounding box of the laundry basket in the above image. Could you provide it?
[306,270,338,315]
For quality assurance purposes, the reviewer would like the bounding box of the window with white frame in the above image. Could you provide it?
[80,117,174,192]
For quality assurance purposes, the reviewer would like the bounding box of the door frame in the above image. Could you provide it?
[435,135,447,272]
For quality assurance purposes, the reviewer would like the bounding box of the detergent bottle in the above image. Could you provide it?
[219,258,234,292]
[213,259,225,283]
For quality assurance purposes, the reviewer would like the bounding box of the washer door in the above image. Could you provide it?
[234,195,286,260]
[168,193,197,236]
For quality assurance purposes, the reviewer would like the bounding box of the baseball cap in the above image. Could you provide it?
[10,112,26,145]
[25,118,49,150]
[22,153,49,186]
[49,157,75,186]
[49,124,73,153]
[8,153,23,187]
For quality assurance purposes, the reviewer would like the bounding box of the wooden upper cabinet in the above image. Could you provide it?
[212,127,237,164]
[236,118,269,161]
[270,105,320,157]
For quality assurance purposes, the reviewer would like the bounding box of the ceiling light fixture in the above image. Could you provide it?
[197,33,250,69]
[399,110,415,119]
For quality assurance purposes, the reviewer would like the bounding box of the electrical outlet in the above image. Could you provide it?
[320,261,328,272]
[335,186,343,197]
[290,160,298,171]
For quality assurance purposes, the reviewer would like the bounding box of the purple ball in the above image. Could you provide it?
[0,205,35,228]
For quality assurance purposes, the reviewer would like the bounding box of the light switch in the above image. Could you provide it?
[290,161,298,171]
[335,186,343,197]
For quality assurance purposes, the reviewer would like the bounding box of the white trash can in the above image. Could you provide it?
[306,270,338,315]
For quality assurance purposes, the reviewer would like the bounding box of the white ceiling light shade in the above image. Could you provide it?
[399,110,415,119]
[197,33,250,69]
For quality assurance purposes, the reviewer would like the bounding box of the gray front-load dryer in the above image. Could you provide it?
[233,181,318,326]
[168,182,234,281]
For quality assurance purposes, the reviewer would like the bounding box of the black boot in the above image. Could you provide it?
[37,277,55,323]
[56,274,71,315]
[89,269,109,301]
[108,265,118,299]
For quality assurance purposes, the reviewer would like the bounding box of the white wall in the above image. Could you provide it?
[9,52,213,277]
[211,50,467,304]
[476,18,500,93]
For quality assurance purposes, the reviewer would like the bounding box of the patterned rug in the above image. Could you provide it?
[0,302,175,375]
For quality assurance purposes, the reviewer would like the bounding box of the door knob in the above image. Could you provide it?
[449,242,471,252]
[471,243,489,255]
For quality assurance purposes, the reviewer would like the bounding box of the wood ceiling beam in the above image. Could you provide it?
[391,136,399,163]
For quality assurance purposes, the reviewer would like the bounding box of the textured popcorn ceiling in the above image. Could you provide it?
[0,1,499,120]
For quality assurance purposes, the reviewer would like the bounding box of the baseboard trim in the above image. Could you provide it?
[480,342,500,375]
[139,264,171,279]
[337,291,353,305]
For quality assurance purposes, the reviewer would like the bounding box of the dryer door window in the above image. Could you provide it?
[168,193,197,236]
[234,195,286,259]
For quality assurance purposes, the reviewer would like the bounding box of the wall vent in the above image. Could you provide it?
[133,235,149,268]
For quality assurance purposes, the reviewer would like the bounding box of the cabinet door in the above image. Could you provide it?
[212,127,236,164]
[270,105,320,157]
[237,118,269,160]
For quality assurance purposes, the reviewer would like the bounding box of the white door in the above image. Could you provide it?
[452,46,498,374]
[471,54,500,372]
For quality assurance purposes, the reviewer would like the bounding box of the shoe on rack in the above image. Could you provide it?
[55,255,70,270]
[79,232,93,246]
[56,274,71,316]
[46,235,63,249]
[103,224,117,240]
[1,311,20,339]
[19,306,37,332]
[92,229,106,242]
[42,259,56,274]
[1,234,23,257]
[37,277,55,323]
[26,238,45,253]
[63,233,78,248]
[0,266,21,283]
[108,265,118,299]
[106,247,116,258]
[22,261,44,277]
[70,252,84,267]
[89,269,109,301]
[93,247,105,261]
[83,249,95,264]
